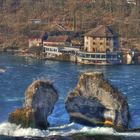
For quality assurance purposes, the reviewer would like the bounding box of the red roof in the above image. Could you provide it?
[45,35,69,42]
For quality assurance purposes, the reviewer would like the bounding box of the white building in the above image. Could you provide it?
[43,35,70,57]
[127,0,136,5]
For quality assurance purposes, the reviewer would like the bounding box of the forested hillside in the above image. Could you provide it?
[0,0,140,50]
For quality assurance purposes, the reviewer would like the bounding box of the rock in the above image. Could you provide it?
[0,135,73,140]
[8,108,34,128]
[47,135,73,140]
[0,135,128,140]
[9,80,58,129]
[65,72,130,130]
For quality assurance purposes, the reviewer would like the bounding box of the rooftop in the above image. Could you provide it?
[29,33,44,40]
[45,35,69,42]
[85,25,117,38]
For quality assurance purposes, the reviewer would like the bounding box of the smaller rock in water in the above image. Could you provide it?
[9,80,58,130]
[65,72,130,130]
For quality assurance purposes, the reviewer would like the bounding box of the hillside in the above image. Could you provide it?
[0,0,140,50]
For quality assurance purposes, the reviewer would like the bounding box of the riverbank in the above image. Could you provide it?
[0,50,78,64]
[1,49,140,65]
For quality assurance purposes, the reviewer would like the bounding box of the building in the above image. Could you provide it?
[43,35,70,47]
[84,25,119,53]
[29,35,43,48]
[77,25,121,65]
[43,35,71,57]
[28,19,42,24]
[127,0,136,5]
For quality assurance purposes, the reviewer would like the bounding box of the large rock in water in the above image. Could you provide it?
[65,72,130,130]
[9,80,58,129]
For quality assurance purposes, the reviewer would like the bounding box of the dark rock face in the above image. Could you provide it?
[47,135,73,140]
[0,135,135,140]
[65,72,130,130]
[9,80,58,129]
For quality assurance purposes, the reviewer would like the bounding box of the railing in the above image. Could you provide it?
[77,51,120,61]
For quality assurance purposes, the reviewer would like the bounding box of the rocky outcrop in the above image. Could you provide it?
[1,134,91,140]
[9,80,58,129]
[65,72,130,130]
[0,135,124,140]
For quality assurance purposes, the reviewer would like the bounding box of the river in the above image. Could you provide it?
[0,54,140,139]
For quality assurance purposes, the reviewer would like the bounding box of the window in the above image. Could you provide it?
[100,42,103,45]
[91,54,95,58]
[112,55,117,59]
[101,55,106,58]
[86,54,90,58]
[93,42,96,45]
[96,55,100,58]
[107,54,111,58]
[81,54,86,57]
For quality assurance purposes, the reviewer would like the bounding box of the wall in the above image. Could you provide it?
[84,36,114,52]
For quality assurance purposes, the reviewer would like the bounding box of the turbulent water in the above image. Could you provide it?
[0,54,140,138]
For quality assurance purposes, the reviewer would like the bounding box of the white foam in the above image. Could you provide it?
[6,97,24,102]
[0,122,140,138]
[0,68,6,73]
[0,122,48,137]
